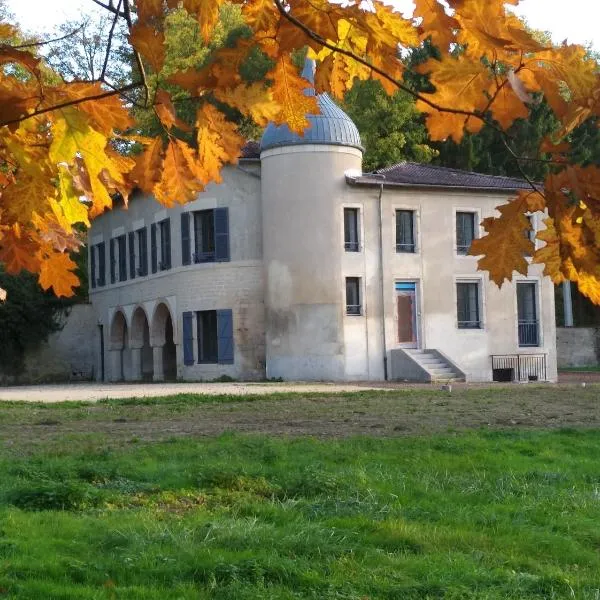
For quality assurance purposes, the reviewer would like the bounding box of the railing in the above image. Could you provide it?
[396,242,416,253]
[344,241,360,252]
[346,304,361,316]
[518,320,539,347]
[491,353,547,382]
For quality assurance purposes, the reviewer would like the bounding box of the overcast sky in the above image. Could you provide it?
[6,0,599,50]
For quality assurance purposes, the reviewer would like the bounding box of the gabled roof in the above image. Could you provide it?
[348,162,530,191]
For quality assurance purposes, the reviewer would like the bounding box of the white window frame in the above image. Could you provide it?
[341,203,364,253]
[344,275,364,316]
[454,276,485,330]
[514,276,543,348]
[392,204,420,254]
[453,207,482,257]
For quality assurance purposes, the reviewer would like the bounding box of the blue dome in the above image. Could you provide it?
[260,59,362,153]
[260,93,363,153]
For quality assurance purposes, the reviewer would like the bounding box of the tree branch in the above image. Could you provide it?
[121,0,150,107]
[0,82,142,128]
[100,0,123,82]
[12,25,85,49]
[90,0,127,18]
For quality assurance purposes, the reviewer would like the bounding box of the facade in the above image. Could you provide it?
[88,68,557,383]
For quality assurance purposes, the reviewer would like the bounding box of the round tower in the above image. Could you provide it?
[260,60,363,380]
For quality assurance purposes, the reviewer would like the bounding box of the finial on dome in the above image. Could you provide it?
[301,57,316,84]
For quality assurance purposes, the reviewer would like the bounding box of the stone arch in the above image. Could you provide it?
[130,306,153,381]
[150,301,177,381]
[109,310,130,381]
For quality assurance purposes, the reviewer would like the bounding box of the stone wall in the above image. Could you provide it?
[556,327,600,368]
[13,304,97,383]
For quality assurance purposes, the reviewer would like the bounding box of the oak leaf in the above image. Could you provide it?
[38,251,79,297]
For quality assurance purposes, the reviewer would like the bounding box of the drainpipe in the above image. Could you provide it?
[378,182,388,380]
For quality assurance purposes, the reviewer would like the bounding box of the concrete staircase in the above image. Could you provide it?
[389,348,465,382]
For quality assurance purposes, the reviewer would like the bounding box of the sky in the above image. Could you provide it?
[5,0,600,50]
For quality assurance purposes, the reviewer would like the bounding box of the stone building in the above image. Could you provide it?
[88,65,557,383]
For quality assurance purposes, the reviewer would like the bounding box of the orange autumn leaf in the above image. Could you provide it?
[129,22,165,73]
[38,251,79,297]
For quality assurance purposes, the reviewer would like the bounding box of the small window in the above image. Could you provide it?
[456,281,481,328]
[456,211,476,255]
[517,282,539,346]
[117,235,127,282]
[344,208,360,252]
[197,310,218,363]
[159,218,171,270]
[194,210,216,263]
[346,277,361,315]
[396,210,416,253]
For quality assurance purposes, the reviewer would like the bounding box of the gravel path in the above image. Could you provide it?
[0,381,396,403]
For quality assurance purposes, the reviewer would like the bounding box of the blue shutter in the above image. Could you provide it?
[109,238,116,284]
[151,223,157,274]
[182,311,194,365]
[164,218,172,269]
[214,207,230,262]
[98,242,106,286]
[128,231,136,280]
[181,212,191,266]
[90,245,96,289]
[139,228,148,276]
[217,309,234,364]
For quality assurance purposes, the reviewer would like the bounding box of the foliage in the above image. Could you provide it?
[0,0,599,302]
[0,268,67,378]
[343,79,436,172]
[2,420,600,597]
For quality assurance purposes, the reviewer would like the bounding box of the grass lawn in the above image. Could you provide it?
[1,388,600,598]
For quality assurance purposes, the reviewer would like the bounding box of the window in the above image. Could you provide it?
[456,281,481,328]
[90,245,96,289]
[194,210,216,262]
[90,242,106,288]
[344,208,360,252]
[517,282,539,346]
[196,309,234,364]
[136,227,148,276]
[117,235,127,282]
[128,232,136,280]
[159,218,171,270]
[396,210,416,253]
[346,277,361,315]
[456,211,476,255]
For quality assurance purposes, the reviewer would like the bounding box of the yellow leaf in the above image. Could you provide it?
[196,104,244,184]
[270,55,318,134]
[181,0,225,43]
[154,139,204,206]
[129,137,165,194]
[214,83,281,126]
[469,197,533,286]
[414,0,459,52]
[154,89,192,132]
[129,22,165,73]
[38,251,79,297]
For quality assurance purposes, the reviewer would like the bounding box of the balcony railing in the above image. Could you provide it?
[193,251,215,263]
[491,353,547,382]
[396,242,416,253]
[518,320,539,347]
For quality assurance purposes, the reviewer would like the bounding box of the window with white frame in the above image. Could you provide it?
[396,209,416,253]
[517,281,539,346]
[456,211,476,255]
[456,280,482,328]
[343,208,360,252]
[346,277,361,315]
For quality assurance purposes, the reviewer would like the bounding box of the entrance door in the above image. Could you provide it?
[396,282,419,348]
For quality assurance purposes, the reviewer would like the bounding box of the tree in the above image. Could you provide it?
[343,79,436,172]
[0,0,599,303]
[0,268,67,379]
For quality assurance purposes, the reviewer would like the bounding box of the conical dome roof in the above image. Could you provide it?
[260,60,362,153]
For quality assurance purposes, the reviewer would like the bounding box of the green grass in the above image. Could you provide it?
[559,366,600,372]
[2,424,600,598]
